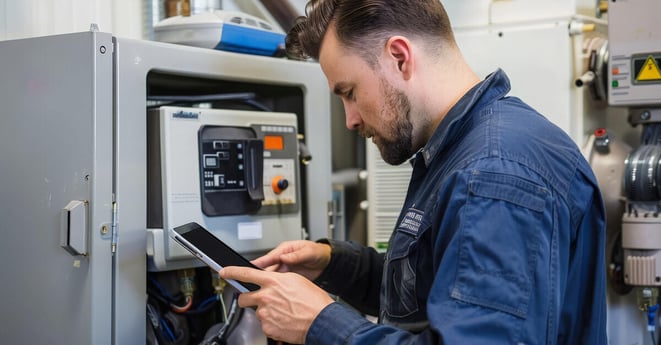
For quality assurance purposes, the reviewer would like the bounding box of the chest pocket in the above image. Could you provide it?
[382,208,430,319]
[451,171,548,319]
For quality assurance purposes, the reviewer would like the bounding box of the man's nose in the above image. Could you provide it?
[344,102,362,131]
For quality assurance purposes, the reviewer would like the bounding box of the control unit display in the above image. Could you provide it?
[199,126,264,216]
[201,140,247,191]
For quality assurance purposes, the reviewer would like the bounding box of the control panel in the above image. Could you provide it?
[197,123,299,216]
[147,106,302,270]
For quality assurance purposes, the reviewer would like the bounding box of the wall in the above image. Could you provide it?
[0,0,143,41]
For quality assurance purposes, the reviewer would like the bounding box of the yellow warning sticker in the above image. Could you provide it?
[636,55,661,81]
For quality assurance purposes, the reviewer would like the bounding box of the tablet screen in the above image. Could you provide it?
[173,222,260,291]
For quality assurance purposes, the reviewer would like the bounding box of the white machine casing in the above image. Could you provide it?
[622,215,661,286]
[148,106,302,271]
[608,0,661,106]
[608,0,661,289]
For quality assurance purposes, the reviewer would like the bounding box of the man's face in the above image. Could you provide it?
[319,31,415,165]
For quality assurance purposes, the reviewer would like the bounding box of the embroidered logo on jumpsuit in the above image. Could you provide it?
[397,208,424,236]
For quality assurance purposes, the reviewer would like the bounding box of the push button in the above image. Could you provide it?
[271,176,289,195]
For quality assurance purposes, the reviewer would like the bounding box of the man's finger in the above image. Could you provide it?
[220,266,268,285]
[251,254,280,269]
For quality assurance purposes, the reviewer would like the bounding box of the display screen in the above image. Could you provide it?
[264,135,284,150]
[175,223,260,291]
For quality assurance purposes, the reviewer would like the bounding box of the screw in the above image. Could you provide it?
[641,111,651,121]
[101,225,108,235]
[100,46,106,54]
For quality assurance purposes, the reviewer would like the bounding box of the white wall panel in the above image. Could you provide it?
[3,1,31,39]
[444,0,492,28]
[455,21,577,137]
[490,0,575,23]
[112,0,144,39]
[0,1,5,40]
[0,0,139,41]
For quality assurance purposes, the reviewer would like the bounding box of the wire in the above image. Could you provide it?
[197,294,242,345]
[642,124,661,145]
[146,92,275,114]
[147,301,171,345]
[197,295,218,311]
[198,323,229,345]
[148,92,258,103]
[171,296,194,313]
[242,99,272,111]
[648,304,659,345]
[147,288,172,306]
[222,294,243,341]
[161,318,176,342]
[148,276,178,302]
[191,294,227,321]
[219,294,228,322]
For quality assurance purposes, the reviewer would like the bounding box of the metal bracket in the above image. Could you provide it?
[629,108,661,126]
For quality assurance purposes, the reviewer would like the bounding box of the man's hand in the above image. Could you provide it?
[220,266,334,344]
[252,240,331,281]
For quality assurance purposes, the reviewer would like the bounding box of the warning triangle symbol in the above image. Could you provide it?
[637,56,661,81]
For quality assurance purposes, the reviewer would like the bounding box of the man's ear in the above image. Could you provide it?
[385,36,413,81]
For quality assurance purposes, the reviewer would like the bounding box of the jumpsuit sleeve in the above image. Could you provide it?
[314,239,384,316]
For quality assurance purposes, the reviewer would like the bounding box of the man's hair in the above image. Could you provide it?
[285,0,456,65]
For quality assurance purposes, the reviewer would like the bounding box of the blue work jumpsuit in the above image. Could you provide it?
[307,69,607,345]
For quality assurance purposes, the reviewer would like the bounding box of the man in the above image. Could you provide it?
[220,0,607,344]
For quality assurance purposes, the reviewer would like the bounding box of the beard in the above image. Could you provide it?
[361,80,414,165]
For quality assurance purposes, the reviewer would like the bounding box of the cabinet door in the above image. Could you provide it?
[0,31,114,345]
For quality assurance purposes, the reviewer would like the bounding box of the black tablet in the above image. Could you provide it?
[171,222,260,292]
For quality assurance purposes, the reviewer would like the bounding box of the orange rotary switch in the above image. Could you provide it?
[271,175,289,195]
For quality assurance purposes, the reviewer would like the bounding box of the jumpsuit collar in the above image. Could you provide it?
[418,68,512,168]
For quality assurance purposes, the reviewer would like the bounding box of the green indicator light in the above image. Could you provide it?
[612,80,619,88]
[376,242,389,250]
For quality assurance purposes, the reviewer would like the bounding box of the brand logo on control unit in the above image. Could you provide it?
[172,111,200,119]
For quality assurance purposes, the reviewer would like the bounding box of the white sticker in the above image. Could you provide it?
[238,222,263,240]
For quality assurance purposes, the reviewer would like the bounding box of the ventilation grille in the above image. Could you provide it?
[366,141,412,251]
[625,255,660,286]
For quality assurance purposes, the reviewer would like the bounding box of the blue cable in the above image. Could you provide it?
[648,304,658,331]
[198,295,219,310]
[647,304,659,345]
[148,276,177,301]
[160,318,176,342]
